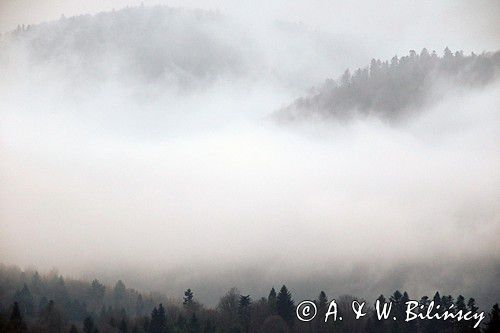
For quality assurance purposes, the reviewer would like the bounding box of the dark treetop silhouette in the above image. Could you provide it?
[0,265,498,332]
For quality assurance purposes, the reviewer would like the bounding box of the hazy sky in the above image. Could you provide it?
[1,0,499,58]
[0,0,499,304]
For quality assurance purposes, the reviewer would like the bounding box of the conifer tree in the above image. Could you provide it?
[149,304,167,333]
[366,295,387,333]
[276,285,295,326]
[238,295,251,333]
[316,291,329,332]
[136,294,145,316]
[89,279,106,310]
[7,302,27,332]
[14,284,34,316]
[467,297,478,313]
[113,281,126,308]
[183,289,195,312]
[267,287,277,314]
[31,271,43,294]
[484,303,500,333]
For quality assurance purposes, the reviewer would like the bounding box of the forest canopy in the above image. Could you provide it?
[276,48,500,122]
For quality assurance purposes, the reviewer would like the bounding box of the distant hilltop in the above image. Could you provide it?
[276,48,500,122]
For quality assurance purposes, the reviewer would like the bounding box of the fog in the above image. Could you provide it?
[0,1,499,306]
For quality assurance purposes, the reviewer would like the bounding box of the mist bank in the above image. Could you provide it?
[1,81,499,305]
[78,257,500,308]
[2,258,500,309]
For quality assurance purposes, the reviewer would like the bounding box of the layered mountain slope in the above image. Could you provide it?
[0,5,356,92]
[277,49,500,122]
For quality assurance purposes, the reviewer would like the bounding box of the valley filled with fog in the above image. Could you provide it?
[1,3,499,307]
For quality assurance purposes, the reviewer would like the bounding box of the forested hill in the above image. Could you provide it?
[276,49,500,122]
[0,5,354,91]
[0,6,251,87]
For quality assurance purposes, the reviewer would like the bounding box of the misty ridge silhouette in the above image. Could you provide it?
[2,5,347,92]
[277,48,500,122]
[2,6,251,89]
[4,4,498,121]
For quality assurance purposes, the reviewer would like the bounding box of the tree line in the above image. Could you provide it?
[0,265,499,332]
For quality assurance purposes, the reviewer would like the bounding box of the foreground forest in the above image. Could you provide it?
[0,265,499,333]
